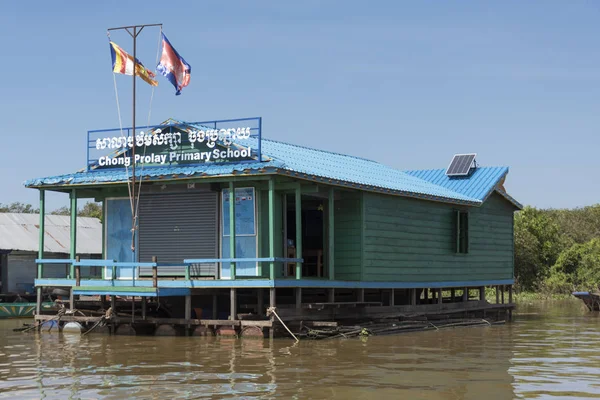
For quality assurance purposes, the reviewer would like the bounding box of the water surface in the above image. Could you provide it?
[0,300,598,399]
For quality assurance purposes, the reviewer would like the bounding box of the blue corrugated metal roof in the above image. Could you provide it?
[404,167,508,201]
[405,167,522,209]
[25,126,521,206]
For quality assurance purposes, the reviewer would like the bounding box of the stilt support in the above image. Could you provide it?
[328,288,335,303]
[230,289,237,320]
[462,287,468,302]
[357,288,364,302]
[390,289,395,306]
[185,295,192,330]
[142,296,147,320]
[479,286,485,301]
[269,288,276,340]
[410,288,416,306]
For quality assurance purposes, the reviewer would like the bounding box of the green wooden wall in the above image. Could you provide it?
[333,191,363,280]
[362,191,515,282]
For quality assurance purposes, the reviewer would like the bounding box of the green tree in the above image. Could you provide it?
[50,202,102,221]
[514,206,562,290]
[0,202,39,213]
[79,202,102,220]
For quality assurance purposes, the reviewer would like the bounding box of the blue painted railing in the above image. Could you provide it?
[36,257,304,283]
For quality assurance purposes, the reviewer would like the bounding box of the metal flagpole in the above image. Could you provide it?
[107,23,162,258]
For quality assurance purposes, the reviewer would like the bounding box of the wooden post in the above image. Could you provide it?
[212,293,218,319]
[295,183,303,280]
[141,296,146,320]
[185,294,192,331]
[438,288,443,305]
[424,288,429,303]
[462,287,468,302]
[390,289,395,306]
[69,189,77,279]
[69,287,74,311]
[358,288,365,302]
[496,285,499,304]
[451,288,455,302]
[501,285,505,304]
[328,288,335,303]
[479,286,485,301]
[152,256,158,288]
[229,182,236,280]
[508,285,513,321]
[410,288,416,306]
[37,190,45,279]
[268,178,275,280]
[75,256,81,287]
[110,295,116,313]
[230,289,237,320]
[295,288,302,309]
[328,187,335,280]
[269,288,276,339]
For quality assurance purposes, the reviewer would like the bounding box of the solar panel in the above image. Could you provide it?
[446,153,476,177]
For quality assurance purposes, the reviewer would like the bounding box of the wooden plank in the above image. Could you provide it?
[33,315,273,327]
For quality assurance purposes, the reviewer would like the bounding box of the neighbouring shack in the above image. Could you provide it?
[25,117,522,338]
[0,213,101,295]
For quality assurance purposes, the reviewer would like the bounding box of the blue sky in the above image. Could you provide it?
[1,1,599,210]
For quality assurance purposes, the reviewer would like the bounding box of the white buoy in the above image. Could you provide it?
[62,322,83,334]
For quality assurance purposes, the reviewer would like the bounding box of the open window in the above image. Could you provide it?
[455,210,469,254]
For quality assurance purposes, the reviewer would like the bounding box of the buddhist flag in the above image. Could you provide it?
[157,33,191,95]
[109,41,158,87]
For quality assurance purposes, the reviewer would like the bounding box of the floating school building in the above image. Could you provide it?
[27,117,521,336]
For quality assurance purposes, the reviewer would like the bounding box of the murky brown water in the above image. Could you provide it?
[0,300,599,399]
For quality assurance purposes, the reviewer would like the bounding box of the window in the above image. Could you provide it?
[455,210,469,254]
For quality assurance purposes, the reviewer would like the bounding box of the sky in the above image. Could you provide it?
[1,1,599,211]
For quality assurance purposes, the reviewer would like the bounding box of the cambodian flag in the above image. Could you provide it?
[157,33,191,95]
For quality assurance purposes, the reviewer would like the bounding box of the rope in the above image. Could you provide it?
[82,307,114,336]
[110,53,135,219]
[267,307,299,342]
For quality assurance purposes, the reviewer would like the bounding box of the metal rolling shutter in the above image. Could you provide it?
[138,191,218,277]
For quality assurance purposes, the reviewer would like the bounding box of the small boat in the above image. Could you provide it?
[572,291,600,311]
[0,294,53,318]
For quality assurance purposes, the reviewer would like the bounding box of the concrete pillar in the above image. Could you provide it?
[437,288,443,305]
[230,289,237,320]
[328,187,335,280]
[37,189,45,279]
[462,287,468,302]
[328,288,335,303]
[390,289,395,306]
[69,189,77,279]
[410,288,417,306]
[295,183,303,280]
[479,286,485,301]
[228,182,236,279]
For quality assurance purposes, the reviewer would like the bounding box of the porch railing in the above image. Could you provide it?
[35,257,304,286]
